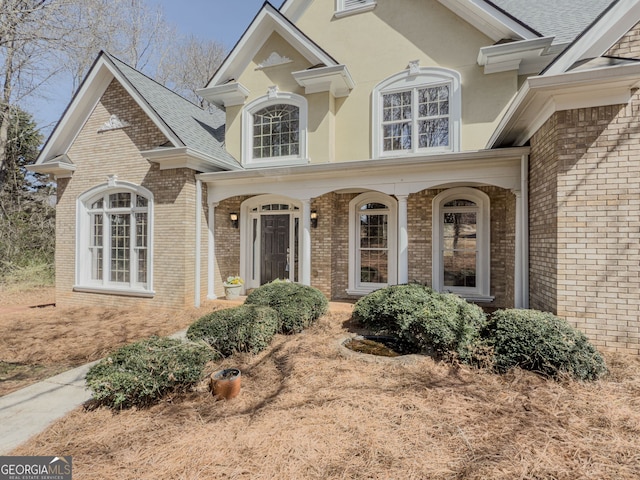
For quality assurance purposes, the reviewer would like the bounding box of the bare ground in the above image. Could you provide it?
[6,304,640,480]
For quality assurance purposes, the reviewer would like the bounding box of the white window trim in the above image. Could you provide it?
[347,192,397,296]
[372,66,461,159]
[75,181,154,297]
[242,91,308,169]
[335,0,376,18]
[432,187,492,302]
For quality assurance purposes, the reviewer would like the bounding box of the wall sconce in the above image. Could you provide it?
[229,212,239,228]
[310,210,318,228]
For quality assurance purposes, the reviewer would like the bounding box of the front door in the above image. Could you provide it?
[261,215,290,284]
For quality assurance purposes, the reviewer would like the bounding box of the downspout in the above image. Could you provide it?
[195,178,202,307]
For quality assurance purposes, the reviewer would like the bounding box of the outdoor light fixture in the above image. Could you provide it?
[229,212,239,228]
[310,210,318,228]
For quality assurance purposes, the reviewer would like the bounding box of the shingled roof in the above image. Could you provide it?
[487,0,615,44]
[106,53,237,166]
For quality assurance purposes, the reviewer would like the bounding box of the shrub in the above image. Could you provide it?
[485,309,607,380]
[85,336,212,409]
[187,305,279,356]
[353,284,487,363]
[245,281,329,334]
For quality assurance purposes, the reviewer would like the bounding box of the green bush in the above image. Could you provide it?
[245,281,329,334]
[86,336,212,409]
[353,284,487,363]
[186,304,279,356]
[485,309,607,380]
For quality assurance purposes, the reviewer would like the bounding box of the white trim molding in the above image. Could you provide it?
[242,90,309,168]
[334,0,376,18]
[432,187,492,301]
[372,65,461,159]
[75,180,155,297]
[347,192,398,296]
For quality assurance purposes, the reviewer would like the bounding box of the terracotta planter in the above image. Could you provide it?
[223,283,242,300]
[210,368,241,400]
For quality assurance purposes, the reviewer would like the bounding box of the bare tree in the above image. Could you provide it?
[155,35,226,107]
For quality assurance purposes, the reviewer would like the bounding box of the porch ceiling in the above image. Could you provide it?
[197,147,529,203]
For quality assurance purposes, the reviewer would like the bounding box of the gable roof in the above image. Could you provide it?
[204,2,340,89]
[487,0,615,44]
[34,51,239,174]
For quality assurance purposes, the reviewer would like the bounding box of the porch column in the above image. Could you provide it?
[301,198,312,286]
[514,190,524,308]
[397,194,409,284]
[207,201,219,300]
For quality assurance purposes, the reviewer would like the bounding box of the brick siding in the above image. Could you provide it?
[530,100,640,354]
[606,22,640,58]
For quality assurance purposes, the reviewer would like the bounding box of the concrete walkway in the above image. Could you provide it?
[0,301,353,454]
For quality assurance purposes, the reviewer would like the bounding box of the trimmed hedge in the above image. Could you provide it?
[186,304,279,357]
[86,336,212,409]
[353,284,487,363]
[245,281,329,334]
[485,309,607,380]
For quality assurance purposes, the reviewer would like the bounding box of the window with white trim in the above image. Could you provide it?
[243,91,308,168]
[373,66,461,158]
[76,183,153,296]
[335,0,376,17]
[348,192,397,295]
[432,188,491,301]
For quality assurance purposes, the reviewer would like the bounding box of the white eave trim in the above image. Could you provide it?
[197,82,250,107]
[27,156,76,179]
[477,37,555,75]
[489,62,640,148]
[437,0,538,42]
[292,64,355,97]
[142,147,243,172]
[545,0,640,76]
[206,4,338,88]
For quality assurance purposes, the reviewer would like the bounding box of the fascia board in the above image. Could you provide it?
[545,0,640,75]
[35,58,113,165]
[489,63,640,147]
[142,147,243,172]
[197,82,250,107]
[292,64,355,96]
[478,37,554,64]
[279,0,313,22]
[207,5,337,87]
[438,0,537,42]
[36,56,182,166]
[27,161,77,179]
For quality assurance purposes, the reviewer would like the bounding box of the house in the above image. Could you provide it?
[30,0,640,354]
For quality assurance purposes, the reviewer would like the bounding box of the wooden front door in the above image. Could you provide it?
[261,215,290,284]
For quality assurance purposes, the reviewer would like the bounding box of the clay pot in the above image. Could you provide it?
[210,368,241,400]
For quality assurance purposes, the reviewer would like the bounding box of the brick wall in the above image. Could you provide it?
[56,79,202,310]
[530,101,640,354]
[606,22,640,58]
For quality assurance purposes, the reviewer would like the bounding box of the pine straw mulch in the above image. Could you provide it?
[11,312,640,480]
[0,291,223,396]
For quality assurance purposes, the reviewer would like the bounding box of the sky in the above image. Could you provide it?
[32,0,284,135]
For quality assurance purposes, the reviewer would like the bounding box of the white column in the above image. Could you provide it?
[207,201,219,300]
[301,198,312,286]
[397,194,409,284]
[521,154,530,308]
[195,179,202,307]
[514,190,524,308]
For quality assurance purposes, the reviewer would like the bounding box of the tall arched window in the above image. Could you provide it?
[432,187,491,301]
[373,66,461,158]
[243,91,308,168]
[76,182,154,296]
[348,192,397,295]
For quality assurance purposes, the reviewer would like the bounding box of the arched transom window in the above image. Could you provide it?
[77,183,153,296]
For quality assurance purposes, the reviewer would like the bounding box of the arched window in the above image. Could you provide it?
[432,187,491,301]
[373,66,461,158]
[243,91,308,167]
[76,182,153,296]
[348,192,397,295]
